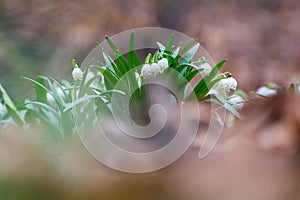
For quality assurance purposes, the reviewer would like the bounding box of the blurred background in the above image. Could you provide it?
[1,0,300,99]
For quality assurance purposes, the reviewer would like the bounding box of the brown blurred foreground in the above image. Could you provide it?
[1,94,300,200]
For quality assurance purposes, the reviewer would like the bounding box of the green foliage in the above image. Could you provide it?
[0,32,246,141]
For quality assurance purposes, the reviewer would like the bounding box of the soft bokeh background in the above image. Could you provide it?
[1,0,300,98]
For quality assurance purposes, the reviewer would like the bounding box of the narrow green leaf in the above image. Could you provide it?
[165,34,174,53]
[35,76,48,104]
[0,84,25,125]
[176,39,197,60]
[127,32,142,68]
[193,59,227,99]
[180,43,200,64]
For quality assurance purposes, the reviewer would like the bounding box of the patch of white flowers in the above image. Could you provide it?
[72,67,83,81]
[141,58,169,79]
[256,86,277,97]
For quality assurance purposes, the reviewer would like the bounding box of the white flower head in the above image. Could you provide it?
[228,94,245,109]
[216,77,237,91]
[46,92,55,104]
[157,58,169,72]
[0,103,7,115]
[47,87,66,104]
[256,86,277,97]
[198,62,212,75]
[72,68,83,81]
[141,63,161,79]
[207,88,219,95]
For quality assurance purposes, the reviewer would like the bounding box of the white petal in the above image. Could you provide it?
[72,68,83,80]
[46,92,55,103]
[228,94,244,109]
[256,86,277,97]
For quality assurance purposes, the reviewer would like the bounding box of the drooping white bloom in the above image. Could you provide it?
[72,68,83,81]
[0,103,7,115]
[228,94,245,109]
[141,64,152,79]
[216,77,237,91]
[46,92,55,104]
[198,62,212,75]
[157,58,169,72]
[141,63,161,79]
[256,86,277,97]
[46,87,66,103]
[207,88,219,95]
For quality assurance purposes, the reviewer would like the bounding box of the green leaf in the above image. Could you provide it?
[176,39,197,60]
[184,69,203,82]
[213,94,241,118]
[127,32,141,67]
[105,35,131,74]
[0,84,25,125]
[157,42,165,54]
[35,76,48,104]
[192,59,227,100]
[180,43,200,64]
[165,34,174,53]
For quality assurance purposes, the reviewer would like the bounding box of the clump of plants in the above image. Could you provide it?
[0,33,250,142]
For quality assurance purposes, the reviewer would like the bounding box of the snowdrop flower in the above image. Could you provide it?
[0,103,7,115]
[216,77,237,91]
[207,88,219,95]
[157,58,169,72]
[198,62,212,75]
[46,92,55,104]
[46,87,66,103]
[256,86,277,97]
[72,68,83,81]
[228,94,245,109]
[141,63,161,79]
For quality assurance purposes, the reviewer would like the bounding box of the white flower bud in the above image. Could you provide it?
[151,63,161,75]
[141,64,152,79]
[198,62,212,75]
[157,58,169,72]
[0,103,7,115]
[141,63,162,79]
[228,94,245,109]
[72,68,83,81]
[256,86,277,97]
[216,77,237,91]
